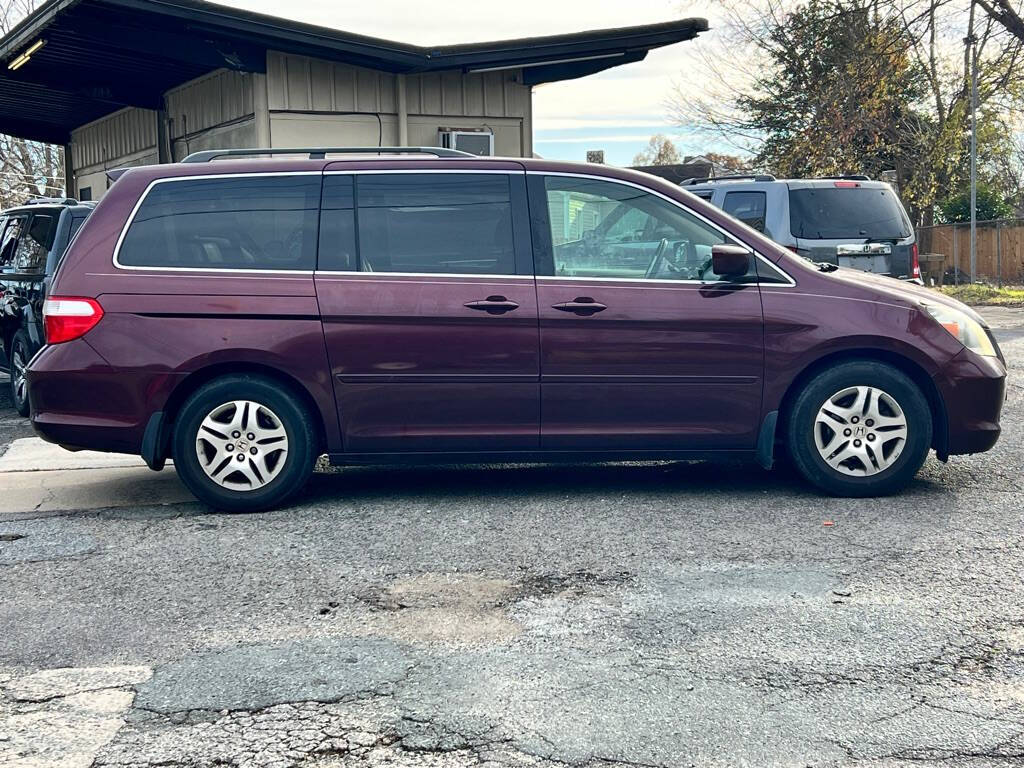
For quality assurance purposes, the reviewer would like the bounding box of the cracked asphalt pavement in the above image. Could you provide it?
[1,307,1023,768]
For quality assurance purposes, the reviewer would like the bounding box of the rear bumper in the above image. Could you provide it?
[27,339,182,455]
[934,349,1006,456]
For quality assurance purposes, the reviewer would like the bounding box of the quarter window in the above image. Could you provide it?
[542,176,746,282]
[15,213,57,272]
[0,216,24,270]
[118,175,321,270]
[356,174,516,275]
[723,191,767,233]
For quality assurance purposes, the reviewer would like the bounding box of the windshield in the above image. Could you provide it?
[789,186,911,240]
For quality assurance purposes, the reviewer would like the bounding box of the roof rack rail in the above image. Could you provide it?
[24,196,79,205]
[181,146,477,163]
[822,174,871,181]
[680,173,776,186]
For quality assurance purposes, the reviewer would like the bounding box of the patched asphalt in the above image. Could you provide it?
[1,313,1022,767]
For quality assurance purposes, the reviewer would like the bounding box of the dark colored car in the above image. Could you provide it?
[26,148,1005,511]
[1,197,95,415]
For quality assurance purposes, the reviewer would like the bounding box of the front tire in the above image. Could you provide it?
[10,330,32,417]
[787,361,932,497]
[173,375,316,512]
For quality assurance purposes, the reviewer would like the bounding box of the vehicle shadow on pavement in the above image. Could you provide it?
[294,457,951,508]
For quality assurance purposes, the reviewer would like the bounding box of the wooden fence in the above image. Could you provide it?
[916,219,1024,285]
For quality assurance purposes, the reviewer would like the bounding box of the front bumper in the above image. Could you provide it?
[934,348,1006,456]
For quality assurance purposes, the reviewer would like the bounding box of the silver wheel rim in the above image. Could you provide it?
[12,342,27,405]
[195,400,289,491]
[814,385,908,477]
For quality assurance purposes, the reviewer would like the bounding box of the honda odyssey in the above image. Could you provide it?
[27,148,1006,511]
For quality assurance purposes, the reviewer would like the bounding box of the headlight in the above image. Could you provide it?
[923,304,997,357]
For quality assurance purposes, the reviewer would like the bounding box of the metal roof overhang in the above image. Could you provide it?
[0,0,708,144]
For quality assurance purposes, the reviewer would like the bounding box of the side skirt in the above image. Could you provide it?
[327,449,759,466]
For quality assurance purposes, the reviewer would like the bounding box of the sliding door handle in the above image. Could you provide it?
[464,296,520,315]
[552,297,607,316]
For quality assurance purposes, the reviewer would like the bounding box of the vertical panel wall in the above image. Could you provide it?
[70,107,158,199]
[164,69,257,160]
[266,51,531,156]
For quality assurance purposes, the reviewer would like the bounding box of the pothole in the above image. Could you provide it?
[0,533,26,542]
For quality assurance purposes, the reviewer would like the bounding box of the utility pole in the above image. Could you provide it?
[968,3,978,283]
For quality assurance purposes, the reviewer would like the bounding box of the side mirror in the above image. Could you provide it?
[711,244,752,278]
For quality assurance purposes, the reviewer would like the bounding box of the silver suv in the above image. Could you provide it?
[682,175,920,280]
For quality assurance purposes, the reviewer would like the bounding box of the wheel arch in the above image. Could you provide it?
[162,362,328,457]
[775,348,948,459]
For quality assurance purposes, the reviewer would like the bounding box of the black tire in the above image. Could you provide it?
[172,375,317,512]
[786,360,932,497]
[10,330,33,417]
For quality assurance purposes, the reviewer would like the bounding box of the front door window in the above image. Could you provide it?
[543,176,746,281]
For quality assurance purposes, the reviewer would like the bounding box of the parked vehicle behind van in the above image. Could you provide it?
[682,175,921,281]
[27,148,1004,511]
[1,197,95,415]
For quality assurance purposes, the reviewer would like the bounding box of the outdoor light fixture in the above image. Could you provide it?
[8,39,45,70]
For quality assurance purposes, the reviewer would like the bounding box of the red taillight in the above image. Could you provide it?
[834,180,861,188]
[911,242,921,280]
[43,296,104,344]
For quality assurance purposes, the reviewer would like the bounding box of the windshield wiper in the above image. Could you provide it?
[815,262,839,272]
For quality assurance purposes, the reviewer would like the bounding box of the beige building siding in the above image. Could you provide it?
[68,52,534,198]
[165,69,255,143]
[70,107,157,172]
[266,51,532,156]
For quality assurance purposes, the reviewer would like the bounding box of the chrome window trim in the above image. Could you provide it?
[323,169,523,176]
[529,170,797,287]
[108,166,797,285]
[315,271,529,279]
[112,171,322,274]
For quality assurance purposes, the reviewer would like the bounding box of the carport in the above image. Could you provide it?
[0,0,708,196]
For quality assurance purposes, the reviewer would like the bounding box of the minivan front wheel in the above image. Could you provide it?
[787,361,932,497]
[173,376,316,512]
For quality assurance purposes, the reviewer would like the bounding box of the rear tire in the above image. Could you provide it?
[10,330,32,417]
[786,360,932,497]
[173,375,316,512]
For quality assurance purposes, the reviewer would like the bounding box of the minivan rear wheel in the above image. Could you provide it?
[173,375,316,512]
[787,360,931,497]
[10,330,32,417]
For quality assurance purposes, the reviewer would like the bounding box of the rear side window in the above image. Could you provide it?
[16,213,58,272]
[723,191,767,232]
[789,186,911,240]
[0,216,18,270]
[356,173,516,275]
[117,175,321,270]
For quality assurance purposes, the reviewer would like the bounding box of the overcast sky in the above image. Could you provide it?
[214,0,720,165]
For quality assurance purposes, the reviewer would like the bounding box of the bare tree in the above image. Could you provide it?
[632,135,683,166]
[0,0,66,207]
[975,0,1024,42]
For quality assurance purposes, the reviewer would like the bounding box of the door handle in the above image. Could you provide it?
[464,295,520,315]
[552,297,607,316]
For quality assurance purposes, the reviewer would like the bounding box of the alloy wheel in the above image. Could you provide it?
[813,385,908,477]
[195,400,289,490]
[11,340,27,407]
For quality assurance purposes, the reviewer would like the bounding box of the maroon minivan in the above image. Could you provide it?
[26,148,1006,511]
